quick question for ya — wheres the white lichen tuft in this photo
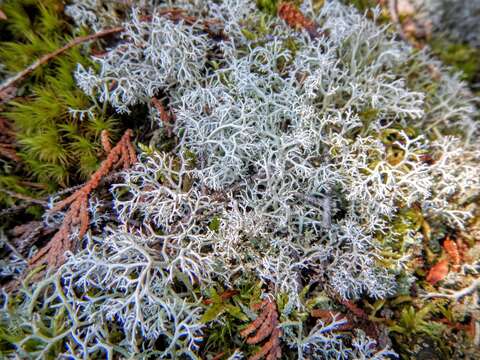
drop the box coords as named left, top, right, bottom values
left=5, top=0, right=480, bottom=358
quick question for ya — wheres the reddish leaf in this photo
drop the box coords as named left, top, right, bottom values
left=443, top=237, right=460, bottom=270
left=426, top=259, right=449, bottom=285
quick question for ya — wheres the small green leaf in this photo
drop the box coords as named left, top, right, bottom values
left=225, top=304, right=249, bottom=321
left=241, top=29, right=256, bottom=41
left=201, top=303, right=226, bottom=323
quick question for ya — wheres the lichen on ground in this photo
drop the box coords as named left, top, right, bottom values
left=0, top=1, right=479, bottom=359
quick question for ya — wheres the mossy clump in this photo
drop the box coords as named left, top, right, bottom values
left=0, top=0, right=122, bottom=200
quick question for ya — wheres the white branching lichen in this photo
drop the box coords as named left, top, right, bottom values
left=4, top=0, right=480, bottom=358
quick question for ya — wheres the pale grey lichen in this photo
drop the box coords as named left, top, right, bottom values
left=6, top=0, right=480, bottom=358
left=73, top=0, right=479, bottom=321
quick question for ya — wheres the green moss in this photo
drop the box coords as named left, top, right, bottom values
left=256, top=0, right=279, bottom=15
left=0, top=0, right=122, bottom=192
left=0, top=0, right=67, bottom=75
left=201, top=281, right=263, bottom=356
left=430, top=37, right=480, bottom=83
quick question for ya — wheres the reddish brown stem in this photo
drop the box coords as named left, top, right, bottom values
left=29, top=129, right=136, bottom=268
left=0, top=27, right=124, bottom=100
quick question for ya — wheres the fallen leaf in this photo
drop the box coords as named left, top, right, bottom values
left=426, top=259, right=449, bottom=285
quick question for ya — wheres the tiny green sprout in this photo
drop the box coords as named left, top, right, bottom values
left=390, top=305, right=445, bottom=339
left=183, top=149, right=197, bottom=167
left=241, top=28, right=257, bottom=41
left=208, top=216, right=221, bottom=232
left=137, top=142, right=155, bottom=155
left=359, top=107, right=379, bottom=123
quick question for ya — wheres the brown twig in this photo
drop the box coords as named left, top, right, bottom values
left=151, top=97, right=175, bottom=137
left=0, top=144, right=20, bottom=162
left=211, top=352, right=227, bottom=360
left=310, top=309, right=352, bottom=331
left=0, top=117, right=20, bottom=160
left=341, top=300, right=369, bottom=320
left=0, top=27, right=124, bottom=101
left=101, top=129, right=112, bottom=153
left=9, top=221, right=57, bottom=256
left=240, top=298, right=282, bottom=360
left=29, top=129, right=136, bottom=268
left=0, top=189, right=48, bottom=206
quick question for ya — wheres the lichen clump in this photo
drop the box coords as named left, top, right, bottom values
left=0, top=0, right=479, bottom=359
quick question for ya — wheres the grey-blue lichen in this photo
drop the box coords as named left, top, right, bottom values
left=3, top=0, right=480, bottom=358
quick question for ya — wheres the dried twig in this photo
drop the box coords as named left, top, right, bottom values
left=311, top=309, right=352, bottom=330
left=29, top=129, right=136, bottom=268
left=0, top=144, right=20, bottom=162
left=0, top=27, right=124, bottom=101
left=9, top=221, right=57, bottom=256
left=151, top=97, right=175, bottom=137
left=0, top=189, right=48, bottom=206
left=423, top=278, right=480, bottom=300
left=240, top=298, right=282, bottom=360
left=341, top=300, right=369, bottom=320
left=0, top=117, right=20, bottom=161
left=101, top=130, right=112, bottom=153
left=443, top=237, right=460, bottom=271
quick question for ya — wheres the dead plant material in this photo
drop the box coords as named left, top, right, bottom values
left=211, top=352, right=226, bottom=360
left=443, top=236, right=460, bottom=271
left=0, top=117, right=20, bottom=161
left=0, top=117, right=15, bottom=141
left=240, top=298, right=282, bottom=360
left=0, top=144, right=20, bottom=162
left=101, top=130, right=112, bottom=154
left=278, top=2, right=320, bottom=38
left=0, top=189, right=47, bottom=205
left=151, top=97, right=176, bottom=137
left=426, top=258, right=449, bottom=285
left=9, top=221, right=56, bottom=256
left=341, top=300, right=369, bottom=320
left=0, top=86, right=17, bottom=103
left=29, top=129, right=136, bottom=268
left=311, top=309, right=352, bottom=331
left=141, top=8, right=227, bottom=40
left=0, top=9, right=7, bottom=21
